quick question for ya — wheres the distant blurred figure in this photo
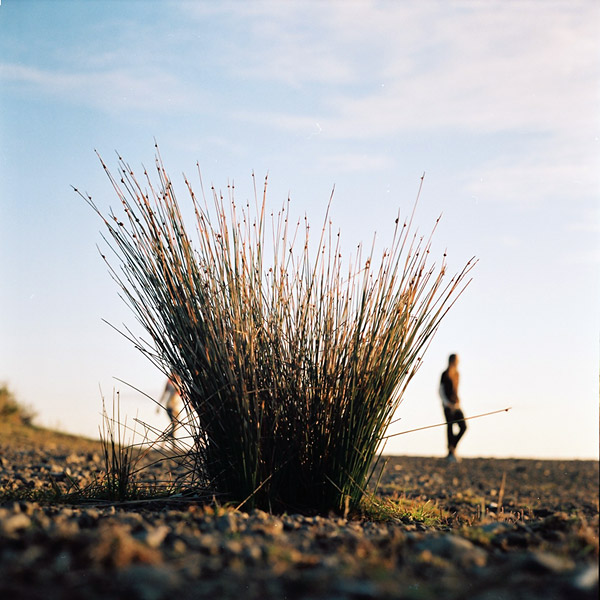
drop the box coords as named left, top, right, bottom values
left=440, top=354, right=467, bottom=462
left=158, top=373, right=183, bottom=445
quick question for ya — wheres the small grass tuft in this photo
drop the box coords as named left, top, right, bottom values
left=357, top=493, right=450, bottom=526
left=96, top=392, right=142, bottom=501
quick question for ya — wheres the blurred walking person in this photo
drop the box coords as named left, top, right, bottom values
left=440, top=354, right=467, bottom=462
left=158, top=373, right=183, bottom=447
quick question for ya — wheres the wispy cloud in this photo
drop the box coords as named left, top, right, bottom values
left=0, top=62, right=198, bottom=114
left=463, top=150, right=599, bottom=206
left=215, top=2, right=599, bottom=137
left=319, top=151, right=394, bottom=173
left=4, top=1, right=598, bottom=209
left=201, top=1, right=600, bottom=206
left=566, top=206, right=600, bottom=234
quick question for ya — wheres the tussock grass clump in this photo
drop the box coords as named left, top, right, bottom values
left=77, top=147, right=474, bottom=513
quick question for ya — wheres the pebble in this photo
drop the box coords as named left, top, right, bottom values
left=1, top=512, right=31, bottom=535
left=216, top=512, right=239, bottom=533
left=417, top=533, right=488, bottom=568
left=143, top=525, right=170, bottom=548
left=520, top=550, right=574, bottom=574
left=573, top=564, right=599, bottom=591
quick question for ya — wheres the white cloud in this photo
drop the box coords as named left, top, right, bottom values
left=567, top=215, right=600, bottom=234
left=496, top=235, right=522, bottom=249
left=224, top=2, right=599, bottom=138
left=0, top=62, right=198, bottom=114
left=558, top=244, right=600, bottom=266
left=463, top=152, right=599, bottom=206
left=319, top=151, right=394, bottom=173
left=205, top=1, right=600, bottom=208
left=4, top=1, right=598, bottom=209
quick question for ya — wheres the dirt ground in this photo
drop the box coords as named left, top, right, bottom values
left=0, top=422, right=598, bottom=599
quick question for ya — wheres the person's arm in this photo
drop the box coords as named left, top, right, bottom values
left=441, top=371, right=459, bottom=406
left=449, top=371, right=459, bottom=406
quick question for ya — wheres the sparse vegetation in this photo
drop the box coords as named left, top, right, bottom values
left=357, top=493, right=449, bottom=526
left=96, top=393, right=151, bottom=501
left=76, top=147, right=474, bottom=513
left=0, top=384, right=36, bottom=425
left=88, top=392, right=206, bottom=503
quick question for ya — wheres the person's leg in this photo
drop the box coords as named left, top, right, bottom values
left=444, top=407, right=455, bottom=454
left=166, top=408, right=175, bottom=440
left=452, top=408, right=467, bottom=449
left=171, top=409, right=179, bottom=439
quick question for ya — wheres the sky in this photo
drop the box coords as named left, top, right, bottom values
left=1, top=0, right=598, bottom=460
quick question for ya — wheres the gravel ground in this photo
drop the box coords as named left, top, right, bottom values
left=0, top=424, right=598, bottom=600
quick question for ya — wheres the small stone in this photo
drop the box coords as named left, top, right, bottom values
left=418, top=534, right=488, bottom=568
left=53, top=550, right=72, bottom=574
left=117, top=565, right=178, bottom=600
left=243, top=544, right=262, bottom=561
left=66, top=453, right=82, bottom=465
left=2, top=513, right=31, bottom=535
left=197, top=533, right=219, bottom=553
left=480, top=522, right=512, bottom=535
left=335, top=579, right=379, bottom=598
left=144, top=525, right=170, bottom=549
left=19, top=502, right=39, bottom=516
left=250, top=516, right=284, bottom=537
left=86, top=508, right=101, bottom=520
left=216, top=512, right=239, bottom=534
left=521, top=551, right=574, bottom=574
left=250, top=509, right=270, bottom=521
left=49, top=469, right=66, bottom=479
left=223, top=539, right=244, bottom=555
left=90, top=524, right=162, bottom=568
left=573, top=564, right=599, bottom=591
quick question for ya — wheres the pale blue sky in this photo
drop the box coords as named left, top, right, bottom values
left=1, top=0, right=598, bottom=459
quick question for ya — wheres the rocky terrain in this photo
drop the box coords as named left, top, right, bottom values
left=0, top=421, right=598, bottom=599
